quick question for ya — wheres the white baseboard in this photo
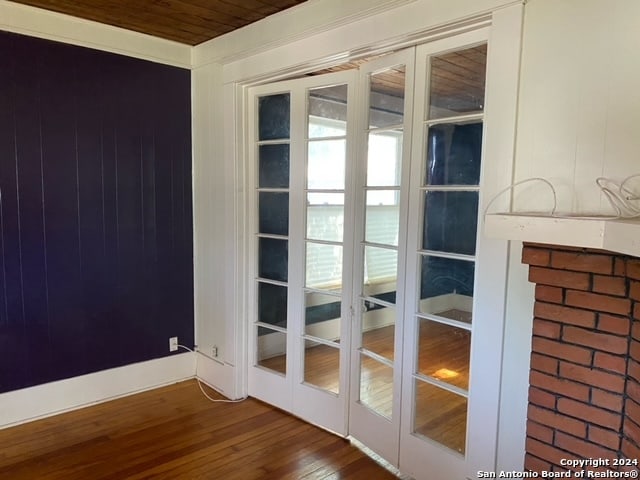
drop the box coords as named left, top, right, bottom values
left=196, top=352, right=243, bottom=400
left=0, top=353, right=196, bottom=430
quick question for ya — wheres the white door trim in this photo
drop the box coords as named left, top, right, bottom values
left=230, top=5, right=523, bottom=479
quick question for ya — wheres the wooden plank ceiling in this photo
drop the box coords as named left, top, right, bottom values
left=8, top=0, right=308, bottom=45
left=313, top=45, right=487, bottom=112
left=9, top=0, right=486, bottom=109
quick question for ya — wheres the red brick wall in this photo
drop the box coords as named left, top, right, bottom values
left=522, top=243, right=640, bottom=473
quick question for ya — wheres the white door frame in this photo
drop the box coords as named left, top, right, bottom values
left=230, top=4, right=523, bottom=478
left=400, top=27, right=491, bottom=480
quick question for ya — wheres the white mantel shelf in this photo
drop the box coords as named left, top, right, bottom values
left=484, top=213, right=640, bottom=257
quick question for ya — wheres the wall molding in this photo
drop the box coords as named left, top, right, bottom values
left=193, top=0, right=416, bottom=68
left=208, top=0, right=522, bottom=84
left=0, top=0, right=191, bottom=68
left=0, top=353, right=196, bottom=430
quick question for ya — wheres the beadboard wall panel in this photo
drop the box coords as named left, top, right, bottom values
left=0, top=30, right=193, bottom=394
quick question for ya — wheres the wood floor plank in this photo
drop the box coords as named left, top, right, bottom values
left=0, top=380, right=400, bottom=479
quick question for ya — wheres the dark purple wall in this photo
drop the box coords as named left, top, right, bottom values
left=0, top=31, right=194, bottom=393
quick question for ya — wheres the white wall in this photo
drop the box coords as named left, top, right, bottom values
left=497, top=243, right=535, bottom=471
left=495, top=0, right=640, bottom=469
left=513, top=0, right=640, bottom=216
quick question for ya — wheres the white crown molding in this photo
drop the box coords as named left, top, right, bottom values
left=0, top=0, right=191, bottom=68
left=210, top=0, right=523, bottom=85
left=192, top=0, right=417, bottom=68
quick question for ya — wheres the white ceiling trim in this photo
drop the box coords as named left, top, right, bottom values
left=0, top=0, right=191, bottom=68
left=216, top=0, right=522, bottom=84
left=192, top=0, right=417, bottom=68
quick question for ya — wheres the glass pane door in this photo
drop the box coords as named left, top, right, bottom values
left=400, top=29, right=489, bottom=480
left=301, top=84, right=347, bottom=396
left=248, top=88, right=293, bottom=411
left=246, top=24, right=514, bottom=479
left=293, top=78, right=357, bottom=434
left=348, top=49, right=415, bottom=466
left=248, top=71, right=357, bottom=436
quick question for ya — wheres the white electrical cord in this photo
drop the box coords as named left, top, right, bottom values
left=177, top=345, right=248, bottom=404
left=485, top=175, right=640, bottom=220
left=484, top=177, right=558, bottom=217
left=595, top=175, right=640, bottom=218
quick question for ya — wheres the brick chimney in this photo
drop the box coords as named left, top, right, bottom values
left=521, top=243, right=640, bottom=474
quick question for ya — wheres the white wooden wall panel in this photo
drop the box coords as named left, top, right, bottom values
left=496, top=242, right=534, bottom=472
left=514, top=0, right=640, bottom=215
left=193, top=64, right=227, bottom=357
left=192, top=63, right=245, bottom=398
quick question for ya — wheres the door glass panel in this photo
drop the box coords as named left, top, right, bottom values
left=422, top=191, right=479, bottom=256
left=408, top=43, right=487, bottom=459
left=360, top=354, right=393, bottom=419
left=259, top=144, right=290, bottom=188
left=352, top=62, right=407, bottom=433
left=307, top=139, right=346, bottom=189
left=368, top=66, right=405, bottom=128
left=309, top=84, right=348, bottom=138
left=258, top=238, right=288, bottom=282
left=306, top=242, right=342, bottom=290
left=259, top=93, right=291, bottom=140
left=363, top=246, right=397, bottom=297
left=257, top=327, right=286, bottom=375
left=299, top=81, right=348, bottom=403
left=304, top=291, right=341, bottom=343
left=413, top=379, right=467, bottom=454
left=304, top=340, right=340, bottom=394
left=259, top=192, right=289, bottom=236
left=366, top=130, right=403, bottom=187
left=425, top=123, right=483, bottom=186
left=258, top=282, right=288, bottom=328
left=366, top=188, right=400, bottom=206
left=428, top=44, right=487, bottom=120
left=361, top=303, right=395, bottom=361
left=418, top=256, right=474, bottom=319
left=417, top=319, right=470, bottom=390
left=365, top=197, right=399, bottom=246
left=307, top=194, right=344, bottom=242
left=363, top=283, right=396, bottom=303
left=255, top=90, right=290, bottom=387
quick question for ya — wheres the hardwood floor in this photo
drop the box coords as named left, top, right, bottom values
left=0, top=380, right=400, bottom=479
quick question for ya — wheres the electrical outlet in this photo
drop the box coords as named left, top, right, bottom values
left=169, top=337, right=178, bottom=352
left=212, top=346, right=218, bottom=357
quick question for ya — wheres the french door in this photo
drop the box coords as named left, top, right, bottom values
left=347, top=48, right=415, bottom=464
left=247, top=70, right=358, bottom=435
left=246, top=26, right=502, bottom=479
